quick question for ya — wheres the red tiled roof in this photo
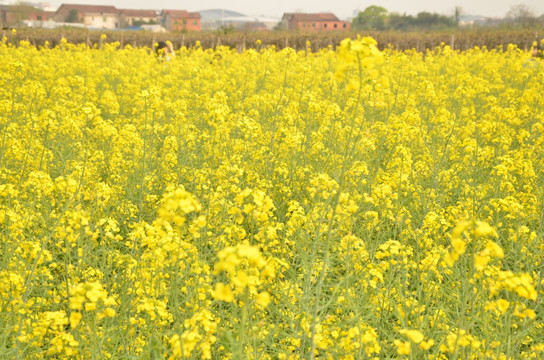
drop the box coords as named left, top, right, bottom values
left=57, top=4, right=119, bottom=16
left=283, top=13, right=340, bottom=22
left=162, top=9, right=200, bottom=19
left=119, top=9, right=157, bottom=17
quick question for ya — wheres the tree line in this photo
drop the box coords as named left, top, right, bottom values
left=352, top=6, right=457, bottom=31
left=352, top=5, right=544, bottom=31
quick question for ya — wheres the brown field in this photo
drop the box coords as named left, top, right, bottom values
left=3, top=27, right=544, bottom=51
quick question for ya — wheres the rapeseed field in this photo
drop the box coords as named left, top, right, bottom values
left=1, top=35, right=543, bottom=359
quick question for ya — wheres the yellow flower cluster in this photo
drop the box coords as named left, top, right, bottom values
left=69, top=280, right=116, bottom=316
left=0, top=37, right=543, bottom=358
left=445, top=220, right=500, bottom=267
left=212, top=243, right=275, bottom=307
left=394, top=328, right=435, bottom=355
left=439, top=329, right=482, bottom=354
left=168, top=309, right=217, bottom=359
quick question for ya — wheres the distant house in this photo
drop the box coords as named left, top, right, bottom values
left=281, top=13, right=350, bottom=31
left=119, top=9, right=158, bottom=28
left=1, top=4, right=54, bottom=27
left=30, top=10, right=55, bottom=21
left=56, top=4, right=120, bottom=29
left=161, top=10, right=201, bottom=31
left=458, top=15, right=489, bottom=28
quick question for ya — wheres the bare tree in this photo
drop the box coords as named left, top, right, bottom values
left=506, top=4, right=536, bottom=27
left=454, top=6, right=463, bottom=26
left=10, top=1, right=33, bottom=26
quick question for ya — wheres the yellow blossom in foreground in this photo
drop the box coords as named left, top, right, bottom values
left=399, top=329, right=425, bottom=343
left=255, top=291, right=271, bottom=307
left=69, top=312, right=82, bottom=328
left=394, top=339, right=411, bottom=355
left=211, top=282, right=234, bottom=302
left=474, top=221, right=499, bottom=238
left=419, top=339, right=435, bottom=350
left=1, top=36, right=544, bottom=360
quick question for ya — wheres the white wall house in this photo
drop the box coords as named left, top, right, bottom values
left=56, top=4, right=120, bottom=29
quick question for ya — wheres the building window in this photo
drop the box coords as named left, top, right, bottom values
left=324, top=23, right=327, bottom=28
left=334, top=23, right=337, bottom=28
left=343, top=23, right=346, bottom=28
left=193, top=20, right=197, bottom=25
left=37, top=15, right=42, bottom=20
left=312, top=23, right=315, bottom=27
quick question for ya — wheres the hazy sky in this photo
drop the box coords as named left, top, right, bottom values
left=43, top=0, right=544, bottom=19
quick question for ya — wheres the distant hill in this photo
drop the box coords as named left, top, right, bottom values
left=198, top=8, right=280, bottom=30
left=199, top=9, right=247, bottom=21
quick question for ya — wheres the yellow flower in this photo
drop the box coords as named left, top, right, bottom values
left=496, top=299, right=509, bottom=314
left=451, top=237, right=466, bottom=254
left=474, top=221, right=498, bottom=238
left=5, top=32, right=544, bottom=360
left=444, top=252, right=460, bottom=267
left=485, top=241, right=504, bottom=258
left=232, top=270, right=249, bottom=289
left=211, top=283, right=234, bottom=302
left=394, top=339, right=411, bottom=355
left=69, top=312, right=82, bottom=328
left=419, top=339, right=434, bottom=350
left=451, top=220, right=470, bottom=239
left=474, top=253, right=490, bottom=271
left=399, top=329, right=424, bottom=343
left=255, top=291, right=271, bottom=307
